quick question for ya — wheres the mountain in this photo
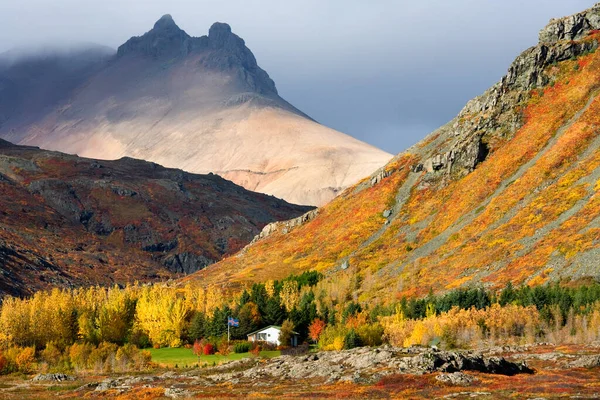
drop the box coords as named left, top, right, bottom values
left=0, top=139, right=312, bottom=297
left=0, top=16, right=392, bottom=206
left=186, top=4, right=600, bottom=301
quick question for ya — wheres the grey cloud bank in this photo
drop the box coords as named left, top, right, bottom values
left=0, top=0, right=597, bottom=153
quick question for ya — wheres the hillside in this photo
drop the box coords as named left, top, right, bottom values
left=0, top=139, right=311, bottom=297
left=0, top=16, right=392, bottom=206
left=187, top=4, right=600, bottom=301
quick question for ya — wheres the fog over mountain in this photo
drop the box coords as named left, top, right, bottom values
left=0, top=0, right=597, bottom=154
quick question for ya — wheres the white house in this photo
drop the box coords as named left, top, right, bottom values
left=247, top=325, right=299, bottom=347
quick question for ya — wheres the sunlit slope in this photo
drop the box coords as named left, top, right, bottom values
left=187, top=6, right=600, bottom=300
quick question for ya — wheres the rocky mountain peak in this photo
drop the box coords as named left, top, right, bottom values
left=153, top=14, right=177, bottom=30
left=117, top=14, right=190, bottom=58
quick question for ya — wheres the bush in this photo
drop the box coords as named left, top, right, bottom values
left=250, top=344, right=261, bottom=357
left=203, top=343, right=214, bottom=355
left=88, top=342, right=118, bottom=372
left=343, top=329, right=362, bottom=349
left=69, top=343, right=94, bottom=370
left=15, top=347, right=36, bottom=373
left=217, top=340, right=230, bottom=355
left=356, top=323, right=384, bottom=347
left=41, top=342, right=62, bottom=366
left=115, top=344, right=151, bottom=371
left=233, top=342, right=251, bottom=354
left=0, top=351, right=7, bottom=374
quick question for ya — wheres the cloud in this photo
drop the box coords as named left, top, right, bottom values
left=0, top=0, right=597, bottom=153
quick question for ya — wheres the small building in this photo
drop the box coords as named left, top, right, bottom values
left=247, top=325, right=300, bottom=347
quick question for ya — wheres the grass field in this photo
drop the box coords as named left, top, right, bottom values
left=147, top=347, right=280, bottom=367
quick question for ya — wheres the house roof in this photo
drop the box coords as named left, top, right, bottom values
left=246, top=325, right=299, bottom=336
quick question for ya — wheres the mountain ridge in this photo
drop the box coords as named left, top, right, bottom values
left=0, top=139, right=312, bottom=297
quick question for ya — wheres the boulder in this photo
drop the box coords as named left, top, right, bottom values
left=435, top=372, right=478, bottom=385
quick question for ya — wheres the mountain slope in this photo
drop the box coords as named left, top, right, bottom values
left=0, top=16, right=392, bottom=206
left=0, top=139, right=312, bottom=297
left=186, top=4, right=600, bottom=301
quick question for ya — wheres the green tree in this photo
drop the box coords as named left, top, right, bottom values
left=279, top=319, right=295, bottom=347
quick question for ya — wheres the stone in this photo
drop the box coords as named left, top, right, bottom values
left=32, top=373, right=75, bottom=382
left=435, top=372, right=478, bottom=386
left=569, top=355, right=600, bottom=368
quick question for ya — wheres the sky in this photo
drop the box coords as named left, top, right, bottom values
left=0, top=0, right=597, bottom=154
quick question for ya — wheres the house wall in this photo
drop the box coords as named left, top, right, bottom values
left=248, top=327, right=281, bottom=346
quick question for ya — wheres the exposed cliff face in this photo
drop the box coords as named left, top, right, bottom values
left=0, top=140, right=312, bottom=297
left=414, top=7, right=600, bottom=182
left=0, top=16, right=391, bottom=206
left=186, top=4, right=600, bottom=299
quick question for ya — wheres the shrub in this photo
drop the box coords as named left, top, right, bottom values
left=15, top=347, right=36, bottom=373
left=41, top=342, right=62, bottom=367
left=193, top=340, right=204, bottom=357
left=88, top=342, right=118, bottom=372
left=250, top=344, right=261, bottom=357
left=217, top=340, right=230, bottom=356
left=115, top=344, right=151, bottom=371
left=0, top=351, right=7, bottom=374
left=69, top=343, right=93, bottom=370
left=233, top=342, right=251, bottom=354
left=203, top=343, right=214, bottom=355
left=356, top=323, right=384, bottom=347
left=343, top=329, right=362, bottom=349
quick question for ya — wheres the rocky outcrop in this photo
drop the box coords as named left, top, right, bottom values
left=539, top=4, right=600, bottom=43
left=414, top=5, right=600, bottom=181
left=202, top=346, right=532, bottom=385
left=249, top=209, right=319, bottom=244
left=32, top=373, right=75, bottom=382
left=163, top=252, right=214, bottom=274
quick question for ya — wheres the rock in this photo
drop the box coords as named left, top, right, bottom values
left=370, top=168, right=393, bottom=186
left=539, top=5, right=600, bottom=43
left=32, top=373, right=75, bottom=382
left=569, top=355, right=600, bottom=368
left=163, top=252, right=214, bottom=274
left=164, top=387, right=193, bottom=398
left=436, top=372, right=478, bottom=386
left=403, top=351, right=533, bottom=376
left=249, top=209, right=318, bottom=244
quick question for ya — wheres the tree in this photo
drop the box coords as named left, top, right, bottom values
left=279, top=319, right=295, bottom=347
left=264, top=295, right=285, bottom=325
left=193, top=340, right=203, bottom=361
left=237, top=302, right=262, bottom=338
left=189, top=312, right=207, bottom=341
left=280, top=281, right=300, bottom=312
left=308, top=319, right=326, bottom=343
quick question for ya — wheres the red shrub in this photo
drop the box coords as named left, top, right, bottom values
left=203, top=343, right=214, bottom=355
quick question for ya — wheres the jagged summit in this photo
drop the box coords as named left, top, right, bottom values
left=153, top=14, right=177, bottom=29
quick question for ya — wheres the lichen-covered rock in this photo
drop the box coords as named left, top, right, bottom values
left=32, top=373, right=75, bottom=382
left=435, top=372, right=478, bottom=386
left=539, top=5, right=600, bottom=43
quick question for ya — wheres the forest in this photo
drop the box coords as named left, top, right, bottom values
left=1, top=270, right=600, bottom=375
